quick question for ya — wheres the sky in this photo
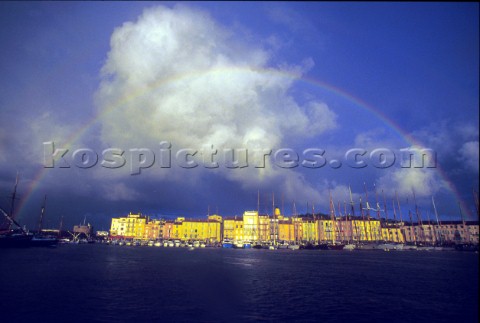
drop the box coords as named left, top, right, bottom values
left=0, top=2, right=478, bottom=231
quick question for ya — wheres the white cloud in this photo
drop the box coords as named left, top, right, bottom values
left=458, top=141, right=479, bottom=173
left=94, top=5, right=337, bottom=200
left=376, top=167, right=448, bottom=198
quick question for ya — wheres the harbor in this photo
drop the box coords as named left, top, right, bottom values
left=1, top=243, right=477, bottom=322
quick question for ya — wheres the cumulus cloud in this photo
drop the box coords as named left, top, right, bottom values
left=458, top=141, right=479, bottom=173
left=94, top=5, right=337, bottom=201
left=376, top=167, right=448, bottom=199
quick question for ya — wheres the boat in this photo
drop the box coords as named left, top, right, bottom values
left=30, top=235, right=58, bottom=247
left=0, top=177, right=34, bottom=248
left=277, top=241, right=289, bottom=249
left=200, top=242, right=206, bottom=248
left=0, top=230, right=33, bottom=248
left=243, top=241, right=252, bottom=249
left=233, top=241, right=244, bottom=249
left=252, top=243, right=263, bottom=249
left=30, top=195, right=58, bottom=248
left=328, top=243, right=346, bottom=250
left=154, top=241, right=161, bottom=247
left=222, top=239, right=234, bottom=248
left=288, top=244, right=300, bottom=250
left=357, top=243, right=377, bottom=250
left=375, top=243, right=397, bottom=251
left=343, top=243, right=356, bottom=251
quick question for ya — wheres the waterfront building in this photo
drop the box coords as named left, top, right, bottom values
left=243, top=211, right=260, bottom=242
left=301, top=219, right=317, bottom=243
left=208, top=214, right=222, bottom=223
left=223, top=217, right=244, bottom=241
left=336, top=219, right=354, bottom=242
left=278, top=219, right=294, bottom=242
left=317, top=219, right=335, bottom=242
left=144, top=219, right=164, bottom=241
left=409, top=221, right=480, bottom=244
left=380, top=226, right=405, bottom=243
left=163, top=221, right=174, bottom=240
left=177, top=218, right=221, bottom=242
left=363, top=219, right=382, bottom=241
left=109, top=213, right=147, bottom=239
left=258, top=215, right=270, bottom=242
left=351, top=219, right=367, bottom=241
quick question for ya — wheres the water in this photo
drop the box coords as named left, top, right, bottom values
left=1, top=245, right=478, bottom=322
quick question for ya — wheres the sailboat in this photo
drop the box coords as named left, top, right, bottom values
left=288, top=201, right=300, bottom=250
left=0, top=175, right=33, bottom=248
left=30, top=195, right=59, bottom=247
left=327, top=191, right=345, bottom=250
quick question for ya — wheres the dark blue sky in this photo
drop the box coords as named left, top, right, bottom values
left=0, top=2, right=478, bottom=230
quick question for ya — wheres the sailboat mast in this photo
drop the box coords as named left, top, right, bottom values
left=395, top=190, right=403, bottom=223
left=374, top=184, right=381, bottom=220
left=329, top=191, right=336, bottom=244
left=432, top=196, right=442, bottom=244
left=382, top=190, right=388, bottom=221
left=408, top=209, right=417, bottom=245
left=38, top=194, right=47, bottom=234
left=412, top=188, right=425, bottom=243
left=272, top=192, right=275, bottom=245
left=392, top=200, right=398, bottom=222
left=359, top=197, right=366, bottom=241
left=348, top=186, right=358, bottom=243
left=9, top=173, right=19, bottom=220
left=363, top=183, right=371, bottom=219
left=458, top=202, right=469, bottom=243
left=293, top=200, right=297, bottom=244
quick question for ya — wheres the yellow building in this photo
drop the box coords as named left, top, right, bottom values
left=381, top=226, right=405, bottom=243
left=317, top=219, right=336, bottom=242
left=243, top=211, right=259, bottom=242
left=179, top=218, right=221, bottom=242
left=278, top=220, right=293, bottom=242
left=208, top=214, right=223, bottom=223
left=110, top=213, right=148, bottom=239
left=223, top=217, right=244, bottom=241
left=302, top=219, right=317, bottom=243
left=359, top=219, right=381, bottom=241
left=258, top=215, right=270, bottom=242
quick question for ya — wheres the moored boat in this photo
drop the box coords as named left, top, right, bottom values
left=343, top=243, right=356, bottom=251
left=233, top=241, right=244, bottom=249
left=288, top=244, right=300, bottom=250
left=222, top=239, right=233, bottom=248
left=328, top=243, right=345, bottom=250
left=0, top=231, right=33, bottom=248
left=30, top=235, right=58, bottom=247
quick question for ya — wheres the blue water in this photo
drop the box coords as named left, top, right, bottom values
left=0, top=245, right=478, bottom=322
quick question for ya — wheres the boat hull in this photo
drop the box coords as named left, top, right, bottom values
left=31, top=236, right=59, bottom=247
left=0, top=233, right=33, bottom=248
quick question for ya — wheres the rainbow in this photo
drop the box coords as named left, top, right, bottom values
left=15, top=67, right=472, bottom=219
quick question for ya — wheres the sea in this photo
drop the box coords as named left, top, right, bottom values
left=1, top=245, right=478, bottom=323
